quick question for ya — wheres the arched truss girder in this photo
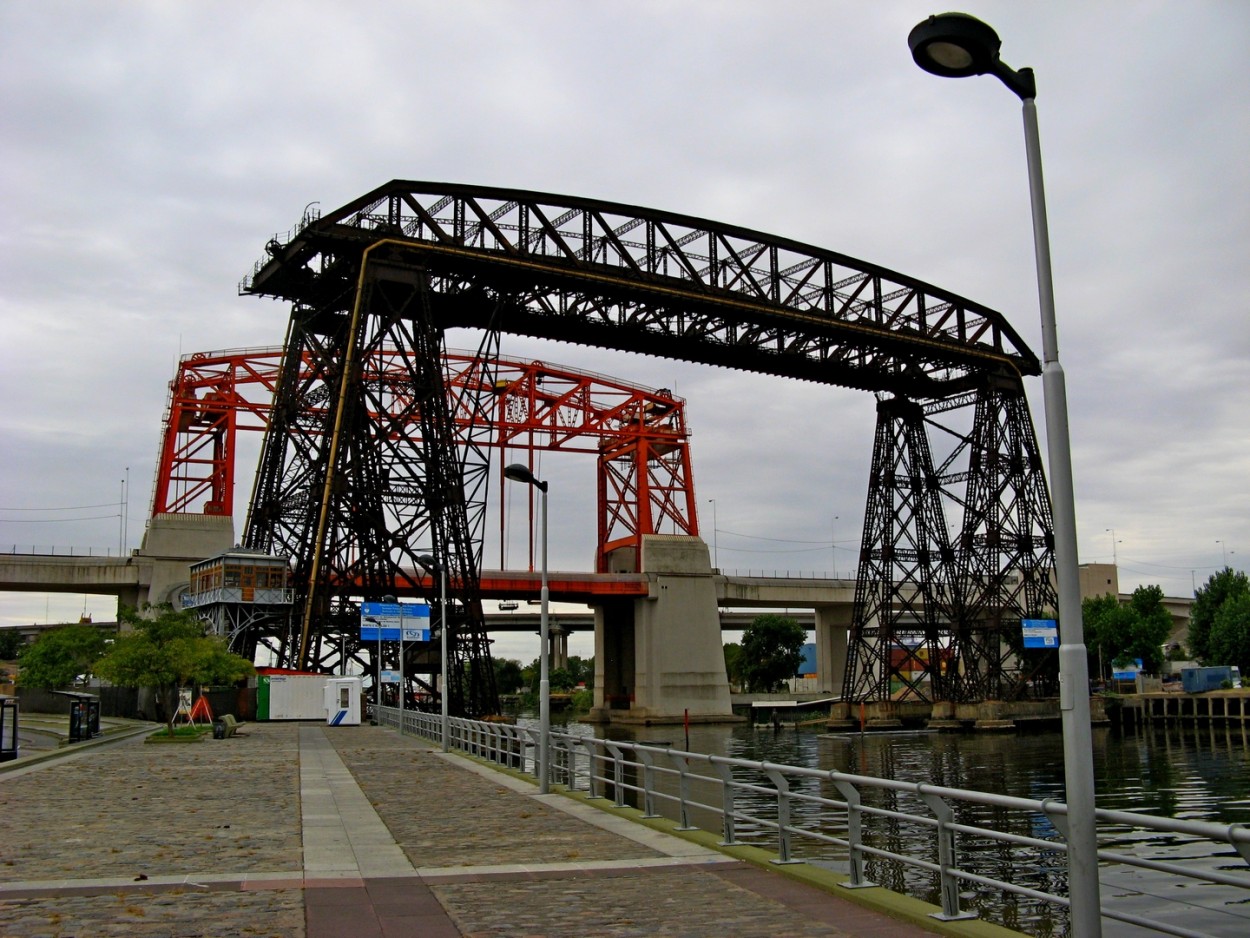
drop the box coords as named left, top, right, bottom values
left=242, top=180, right=1040, bottom=399
left=151, top=346, right=696, bottom=573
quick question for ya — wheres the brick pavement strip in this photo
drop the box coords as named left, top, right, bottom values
left=0, top=889, right=305, bottom=938
left=326, top=726, right=665, bottom=868
left=0, top=722, right=303, bottom=883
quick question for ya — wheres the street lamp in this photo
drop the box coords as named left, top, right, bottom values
left=503, top=462, right=551, bottom=794
left=909, top=14, right=1102, bottom=936
left=384, top=594, right=404, bottom=727
left=417, top=554, right=449, bottom=752
left=1105, top=528, right=1120, bottom=567
left=364, top=616, right=382, bottom=720
left=707, top=498, right=718, bottom=569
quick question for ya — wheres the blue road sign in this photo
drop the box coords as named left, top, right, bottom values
left=360, top=602, right=430, bottom=642
left=1021, top=618, right=1059, bottom=649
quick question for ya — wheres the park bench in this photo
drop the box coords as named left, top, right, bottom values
left=213, top=714, right=245, bottom=739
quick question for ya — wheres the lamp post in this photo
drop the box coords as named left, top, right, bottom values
left=384, top=594, right=404, bottom=727
left=707, top=498, right=718, bottom=569
left=417, top=554, right=449, bottom=752
left=909, top=13, right=1101, bottom=936
left=364, top=616, right=382, bottom=720
left=503, top=462, right=550, bottom=794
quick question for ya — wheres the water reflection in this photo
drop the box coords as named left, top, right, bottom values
left=527, top=710, right=1250, bottom=935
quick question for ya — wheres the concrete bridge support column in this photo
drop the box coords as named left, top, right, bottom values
left=588, top=535, right=735, bottom=725
left=138, top=513, right=235, bottom=611
left=813, top=605, right=851, bottom=697
left=548, top=624, right=569, bottom=672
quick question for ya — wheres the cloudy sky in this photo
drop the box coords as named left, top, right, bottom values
left=2, top=1, right=1247, bottom=662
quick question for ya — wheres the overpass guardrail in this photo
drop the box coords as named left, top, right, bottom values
left=380, top=706, right=1250, bottom=937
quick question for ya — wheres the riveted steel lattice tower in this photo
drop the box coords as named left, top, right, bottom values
left=243, top=241, right=501, bottom=717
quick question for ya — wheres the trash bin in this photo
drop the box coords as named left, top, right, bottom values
left=212, top=720, right=226, bottom=739
left=0, top=695, right=18, bottom=762
left=68, top=699, right=84, bottom=742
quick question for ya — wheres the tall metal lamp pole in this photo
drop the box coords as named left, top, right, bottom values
left=504, top=463, right=550, bottom=794
left=417, top=554, right=449, bottom=752
left=385, top=594, right=404, bottom=727
left=908, top=13, right=1101, bottom=935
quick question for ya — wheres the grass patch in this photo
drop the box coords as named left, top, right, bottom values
left=144, top=725, right=211, bottom=743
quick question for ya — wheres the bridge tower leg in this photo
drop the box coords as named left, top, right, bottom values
left=588, top=535, right=735, bottom=725
left=948, top=380, right=1059, bottom=701
left=242, top=244, right=500, bottom=716
left=844, top=396, right=956, bottom=710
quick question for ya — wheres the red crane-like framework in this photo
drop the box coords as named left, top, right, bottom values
left=152, top=347, right=698, bottom=573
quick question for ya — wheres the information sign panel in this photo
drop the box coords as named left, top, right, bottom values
left=1021, top=618, right=1059, bottom=649
left=360, top=602, right=430, bottom=642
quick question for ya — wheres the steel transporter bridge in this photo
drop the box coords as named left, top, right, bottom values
left=218, top=180, right=1058, bottom=718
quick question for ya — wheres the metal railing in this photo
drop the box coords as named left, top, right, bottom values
left=379, top=707, right=1250, bottom=937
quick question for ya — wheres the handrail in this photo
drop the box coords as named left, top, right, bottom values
left=380, top=707, right=1250, bottom=937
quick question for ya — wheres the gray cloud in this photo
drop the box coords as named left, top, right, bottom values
left=2, top=0, right=1246, bottom=640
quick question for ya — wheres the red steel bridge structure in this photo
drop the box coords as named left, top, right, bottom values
left=154, top=347, right=695, bottom=576
left=214, top=180, right=1061, bottom=717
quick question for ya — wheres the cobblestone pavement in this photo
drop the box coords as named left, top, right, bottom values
left=327, top=726, right=944, bottom=938
left=0, top=722, right=303, bottom=883
left=0, top=720, right=952, bottom=938
left=327, top=728, right=664, bottom=867
left=0, top=888, right=305, bottom=938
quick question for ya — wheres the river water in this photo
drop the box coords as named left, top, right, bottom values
left=534, top=711, right=1250, bottom=936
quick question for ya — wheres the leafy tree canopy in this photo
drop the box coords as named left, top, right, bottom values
left=1207, top=593, right=1250, bottom=675
left=723, top=641, right=744, bottom=688
left=95, top=605, right=254, bottom=735
left=1082, top=585, right=1173, bottom=676
left=16, top=624, right=109, bottom=689
left=493, top=657, right=524, bottom=695
left=1188, top=567, right=1250, bottom=664
left=0, top=628, right=26, bottom=660
left=739, top=615, right=807, bottom=693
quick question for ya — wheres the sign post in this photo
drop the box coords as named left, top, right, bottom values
left=361, top=603, right=430, bottom=713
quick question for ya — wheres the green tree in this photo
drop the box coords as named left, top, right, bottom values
left=1207, top=593, right=1250, bottom=675
left=0, top=628, right=25, bottom=660
left=1189, top=567, right=1250, bottom=664
left=493, top=657, right=524, bottom=695
left=1082, top=585, right=1173, bottom=677
left=549, top=667, right=576, bottom=692
left=739, top=615, right=807, bottom=693
left=16, top=624, right=108, bottom=689
left=95, top=605, right=254, bottom=736
left=722, top=642, right=744, bottom=689
left=566, top=655, right=595, bottom=688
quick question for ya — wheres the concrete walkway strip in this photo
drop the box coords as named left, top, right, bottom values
left=299, top=724, right=416, bottom=879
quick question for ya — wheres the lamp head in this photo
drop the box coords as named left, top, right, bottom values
left=416, top=554, right=441, bottom=576
left=504, top=462, right=549, bottom=492
left=909, top=12, right=1036, bottom=99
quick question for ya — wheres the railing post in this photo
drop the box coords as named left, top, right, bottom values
left=764, top=767, right=803, bottom=865
left=581, top=738, right=602, bottom=798
left=525, top=727, right=542, bottom=780
left=667, top=751, right=698, bottom=831
left=636, top=749, right=660, bottom=818
left=921, top=791, right=976, bottom=922
left=832, top=778, right=875, bottom=888
left=605, top=742, right=627, bottom=808
left=712, top=761, right=740, bottom=846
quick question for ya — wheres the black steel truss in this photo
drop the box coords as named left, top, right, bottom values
left=242, top=248, right=500, bottom=716
left=243, top=181, right=1039, bottom=400
left=240, top=182, right=1060, bottom=708
left=846, top=396, right=957, bottom=703
left=844, top=382, right=1060, bottom=704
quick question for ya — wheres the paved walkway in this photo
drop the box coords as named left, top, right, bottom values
left=0, top=720, right=963, bottom=937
